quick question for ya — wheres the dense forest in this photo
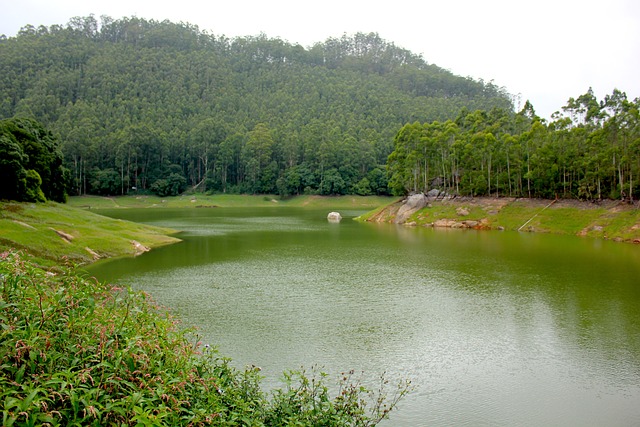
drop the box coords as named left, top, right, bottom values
left=388, top=93, right=640, bottom=201
left=1, top=16, right=637, bottom=201
left=0, top=15, right=512, bottom=198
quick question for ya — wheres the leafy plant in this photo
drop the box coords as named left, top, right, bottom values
left=0, top=251, right=410, bottom=426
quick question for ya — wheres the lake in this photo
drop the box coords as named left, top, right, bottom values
left=87, top=207, right=640, bottom=426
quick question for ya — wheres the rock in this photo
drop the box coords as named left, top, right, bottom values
left=131, top=240, right=150, bottom=256
left=433, top=219, right=457, bottom=228
left=395, top=193, right=428, bottom=224
left=50, top=228, right=74, bottom=243
left=327, top=212, right=342, bottom=222
left=456, top=207, right=470, bottom=216
left=427, top=189, right=441, bottom=198
left=85, top=247, right=101, bottom=260
left=13, top=220, right=35, bottom=230
left=462, top=220, right=479, bottom=228
left=405, top=193, right=428, bottom=209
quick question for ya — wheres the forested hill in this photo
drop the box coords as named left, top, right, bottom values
left=0, top=15, right=513, bottom=197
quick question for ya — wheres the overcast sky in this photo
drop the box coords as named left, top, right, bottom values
left=2, top=0, right=639, bottom=120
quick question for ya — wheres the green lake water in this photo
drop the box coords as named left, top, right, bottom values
left=87, top=207, right=640, bottom=426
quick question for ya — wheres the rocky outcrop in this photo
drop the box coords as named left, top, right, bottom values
left=395, top=193, right=428, bottom=224
left=131, top=240, right=150, bottom=256
left=85, top=247, right=101, bottom=260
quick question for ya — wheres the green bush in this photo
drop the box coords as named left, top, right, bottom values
left=150, top=174, right=188, bottom=197
left=0, top=251, right=410, bottom=426
left=0, top=117, right=69, bottom=203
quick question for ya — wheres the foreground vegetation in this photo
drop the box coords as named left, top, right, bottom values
left=0, top=251, right=410, bottom=426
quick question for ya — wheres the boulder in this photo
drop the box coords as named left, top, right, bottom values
left=405, top=193, right=428, bottom=209
left=395, top=193, right=428, bottom=223
left=433, top=219, right=458, bottom=228
left=327, top=212, right=342, bottom=222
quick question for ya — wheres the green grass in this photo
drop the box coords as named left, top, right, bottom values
left=361, top=197, right=640, bottom=242
left=533, top=207, right=605, bottom=234
left=0, top=201, right=180, bottom=267
left=493, top=202, right=546, bottom=231
left=579, top=209, right=640, bottom=240
left=68, top=194, right=396, bottom=210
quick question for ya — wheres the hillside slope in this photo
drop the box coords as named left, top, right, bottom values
left=0, top=17, right=513, bottom=197
left=0, top=201, right=180, bottom=266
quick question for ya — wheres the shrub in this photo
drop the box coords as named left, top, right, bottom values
left=0, top=251, right=410, bottom=426
left=150, top=173, right=188, bottom=197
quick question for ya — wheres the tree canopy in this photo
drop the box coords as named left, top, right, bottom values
left=0, top=117, right=68, bottom=202
left=3, top=16, right=636, bottom=201
left=387, top=90, right=640, bottom=201
left=0, top=15, right=512, bottom=198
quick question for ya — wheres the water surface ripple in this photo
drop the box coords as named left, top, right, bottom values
left=88, top=207, right=640, bottom=426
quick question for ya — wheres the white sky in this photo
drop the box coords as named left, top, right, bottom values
left=2, top=0, right=639, bottom=120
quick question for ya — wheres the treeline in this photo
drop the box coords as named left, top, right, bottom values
left=0, top=15, right=512, bottom=198
left=388, top=90, right=640, bottom=201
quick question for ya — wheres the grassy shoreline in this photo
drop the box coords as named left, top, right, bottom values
left=0, top=201, right=181, bottom=267
left=358, top=196, right=640, bottom=244
left=1, top=195, right=395, bottom=267
left=66, top=194, right=395, bottom=210
left=3, top=194, right=638, bottom=269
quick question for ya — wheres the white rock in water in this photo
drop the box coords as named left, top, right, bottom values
left=327, top=212, right=342, bottom=222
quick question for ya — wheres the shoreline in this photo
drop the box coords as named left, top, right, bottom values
left=357, top=195, right=640, bottom=244
left=0, top=195, right=393, bottom=268
left=2, top=194, right=638, bottom=269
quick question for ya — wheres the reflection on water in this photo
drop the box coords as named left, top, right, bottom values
left=88, top=208, right=640, bottom=426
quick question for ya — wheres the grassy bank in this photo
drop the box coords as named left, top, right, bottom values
left=0, top=201, right=180, bottom=267
left=67, top=194, right=395, bottom=210
left=1, top=195, right=394, bottom=267
left=359, top=197, right=640, bottom=243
